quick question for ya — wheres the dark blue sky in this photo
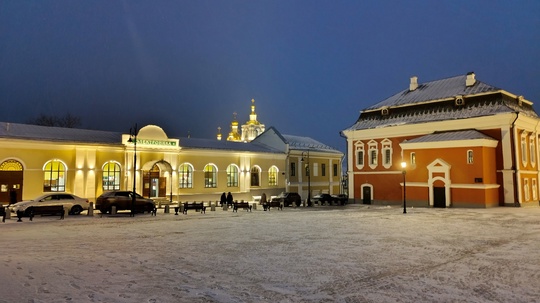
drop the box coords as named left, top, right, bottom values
left=1, top=1, right=539, bottom=152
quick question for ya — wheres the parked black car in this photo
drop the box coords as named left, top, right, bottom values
left=271, top=192, right=302, bottom=207
left=332, top=194, right=348, bottom=205
left=96, top=191, right=155, bottom=214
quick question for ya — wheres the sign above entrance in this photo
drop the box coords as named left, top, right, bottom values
left=122, top=125, right=180, bottom=149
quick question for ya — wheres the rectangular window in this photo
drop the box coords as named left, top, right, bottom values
left=321, top=163, right=326, bottom=177
left=370, top=150, right=377, bottom=165
left=384, top=149, right=391, bottom=165
left=290, top=162, right=296, bottom=177
left=357, top=151, right=364, bottom=166
left=333, top=164, right=338, bottom=177
left=410, top=152, right=416, bottom=165
left=467, top=150, right=474, bottom=164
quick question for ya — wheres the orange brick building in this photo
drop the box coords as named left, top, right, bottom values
left=342, top=72, right=539, bottom=208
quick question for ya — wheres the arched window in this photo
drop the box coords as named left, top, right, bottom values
left=204, top=164, right=217, bottom=188
left=43, top=160, right=66, bottom=192
left=178, top=163, right=193, bottom=188
left=250, top=166, right=260, bottom=187
left=268, top=166, right=278, bottom=186
left=102, top=162, right=121, bottom=191
left=226, top=164, right=239, bottom=187
left=467, top=150, right=474, bottom=164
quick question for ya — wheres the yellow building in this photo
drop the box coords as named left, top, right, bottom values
left=0, top=122, right=343, bottom=204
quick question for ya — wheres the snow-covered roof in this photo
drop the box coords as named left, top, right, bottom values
left=282, top=134, right=342, bottom=154
left=344, top=74, right=538, bottom=132
left=0, top=122, right=122, bottom=144
left=178, top=137, right=281, bottom=153
left=365, top=74, right=500, bottom=110
left=403, top=130, right=496, bottom=144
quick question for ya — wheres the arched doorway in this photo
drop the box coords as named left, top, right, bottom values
left=142, top=161, right=172, bottom=199
left=0, top=159, right=24, bottom=203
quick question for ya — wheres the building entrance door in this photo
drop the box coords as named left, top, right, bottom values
left=143, top=164, right=167, bottom=198
left=433, top=187, right=446, bottom=208
left=362, top=186, right=371, bottom=204
left=0, top=160, right=23, bottom=204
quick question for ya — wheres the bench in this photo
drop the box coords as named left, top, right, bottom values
left=0, top=206, right=5, bottom=222
left=182, top=202, right=206, bottom=214
left=263, top=201, right=283, bottom=211
left=233, top=202, right=252, bottom=212
left=17, top=205, right=65, bottom=222
left=130, top=204, right=157, bottom=216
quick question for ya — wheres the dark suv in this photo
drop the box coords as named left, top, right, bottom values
left=271, top=192, right=302, bottom=207
left=96, top=191, right=155, bottom=214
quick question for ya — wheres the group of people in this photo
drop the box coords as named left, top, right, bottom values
left=219, top=192, right=268, bottom=207
left=220, top=192, right=233, bottom=206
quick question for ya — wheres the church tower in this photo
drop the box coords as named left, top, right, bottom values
left=226, top=112, right=242, bottom=141
left=241, top=99, right=265, bottom=142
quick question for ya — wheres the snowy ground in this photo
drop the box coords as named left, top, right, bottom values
left=1, top=204, right=539, bottom=303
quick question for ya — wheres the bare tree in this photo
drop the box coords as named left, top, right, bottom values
left=28, top=113, right=82, bottom=128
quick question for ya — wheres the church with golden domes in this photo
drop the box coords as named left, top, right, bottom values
left=221, top=99, right=265, bottom=143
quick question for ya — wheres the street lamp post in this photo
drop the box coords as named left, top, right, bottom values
left=301, top=151, right=311, bottom=207
left=401, top=161, right=407, bottom=214
left=128, top=124, right=138, bottom=217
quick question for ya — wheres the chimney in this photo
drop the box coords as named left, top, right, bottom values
left=466, top=72, right=476, bottom=86
left=409, top=76, right=418, bottom=91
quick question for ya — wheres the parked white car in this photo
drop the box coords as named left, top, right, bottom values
left=9, top=193, right=90, bottom=216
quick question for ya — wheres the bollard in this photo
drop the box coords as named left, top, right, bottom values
left=87, top=202, right=94, bottom=216
left=5, top=207, right=11, bottom=220
left=164, top=205, right=170, bottom=213
left=223, top=203, right=228, bottom=211
left=252, top=203, right=257, bottom=210
left=302, top=200, right=306, bottom=207
left=111, top=205, right=117, bottom=215
left=211, top=202, right=216, bottom=211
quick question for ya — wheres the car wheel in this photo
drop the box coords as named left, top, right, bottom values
left=70, top=205, right=83, bottom=215
left=24, top=208, right=32, bottom=217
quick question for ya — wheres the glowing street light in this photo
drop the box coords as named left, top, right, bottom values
left=401, top=161, right=407, bottom=214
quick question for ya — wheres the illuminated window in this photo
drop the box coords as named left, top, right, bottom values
left=204, top=164, right=217, bottom=188
left=467, top=150, right=474, bottom=164
left=102, top=162, right=121, bottom=191
left=410, top=152, right=416, bottom=166
left=43, top=160, right=66, bottom=192
left=226, top=164, right=239, bottom=187
left=250, top=166, right=260, bottom=187
left=268, top=166, right=278, bottom=186
left=178, top=163, right=193, bottom=188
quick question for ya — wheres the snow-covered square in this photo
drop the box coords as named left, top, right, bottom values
left=1, top=204, right=539, bottom=303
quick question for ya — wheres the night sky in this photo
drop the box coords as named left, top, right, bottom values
left=1, top=1, right=539, bottom=152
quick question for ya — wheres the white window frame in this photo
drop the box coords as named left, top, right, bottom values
left=313, top=163, right=319, bottom=177
left=529, top=135, right=536, bottom=167
left=521, top=132, right=528, bottom=167
left=410, top=152, right=416, bottom=166
left=467, top=150, right=474, bottom=164
left=354, top=141, right=365, bottom=169
left=381, top=138, right=392, bottom=169
left=368, top=140, right=378, bottom=169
